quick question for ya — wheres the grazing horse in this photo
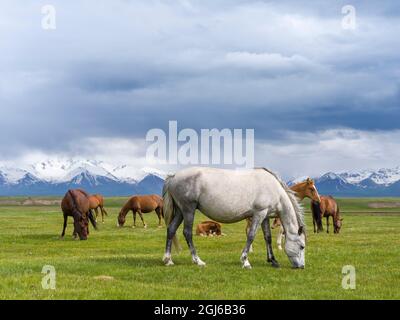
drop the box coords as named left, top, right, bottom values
left=311, top=196, right=343, bottom=234
left=60, top=189, right=97, bottom=240
left=196, top=221, right=224, bottom=237
left=246, top=178, right=321, bottom=250
left=163, top=167, right=306, bottom=269
left=88, top=194, right=109, bottom=223
left=117, top=194, right=164, bottom=228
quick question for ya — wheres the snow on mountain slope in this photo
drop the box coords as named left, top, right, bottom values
left=0, top=167, right=34, bottom=184
left=338, top=167, right=400, bottom=185
left=111, top=165, right=167, bottom=182
left=60, top=164, right=118, bottom=183
left=1, top=159, right=167, bottom=186
left=28, top=159, right=117, bottom=182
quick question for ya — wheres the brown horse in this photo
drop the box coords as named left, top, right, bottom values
left=246, top=178, right=321, bottom=250
left=61, top=189, right=97, bottom=240
left=117, top=194, right=164, bottom=228
left=196, top=221, right=224, bottom=237
left=88, top=194, right=109, bottom=223
left=311, top=195, right=343, bottom=233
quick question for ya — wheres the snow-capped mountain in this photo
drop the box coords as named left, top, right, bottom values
left=0, top=160, right=167, bottom=196
left=337, top=167, right=400, bottom=186
left=289, top=166, right=400, bottom=197
left=1, top=161, right=400, bottom=196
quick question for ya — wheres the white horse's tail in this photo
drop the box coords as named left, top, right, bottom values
left=259, top=168, right=305, bottom=233
left=162, top=175, right=182, bottom=252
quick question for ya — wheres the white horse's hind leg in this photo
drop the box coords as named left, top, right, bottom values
left=242, top=259, right=251, bottom=269
left=182, top=206, right=206, bottom=267
left=163, top=209, right=183, bottom=266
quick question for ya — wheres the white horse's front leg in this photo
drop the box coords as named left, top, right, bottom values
left=192, top=255, right=206, bottom=266
left=241, top=215, right=261, bottom=269
left=163, top=253, right=174, bottom=266
left=277, top=226, right=284, bottom=250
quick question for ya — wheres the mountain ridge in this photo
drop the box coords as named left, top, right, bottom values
left=1, top=160, right=399, bottom=196
left=0, top=160, right=166, bottom=196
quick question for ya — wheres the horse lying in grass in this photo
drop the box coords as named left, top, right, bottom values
left=163, top=167, right=306, bottom=269
left=246, top=178, right=321, bottom=250
left=311, top=195, right=343, bottom=234
left=117, top=194, right=164, bottom=228
left=60, top=189, right=97, bottom=240
left=88, top=194, right=109, bottom=223
left=196, top=221, right=225, bottom=237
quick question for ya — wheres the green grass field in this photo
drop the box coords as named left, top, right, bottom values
left=0, top=197, right=399, bottom=300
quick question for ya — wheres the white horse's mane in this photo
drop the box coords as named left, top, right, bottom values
left=256, top=167, right=305, bottom=230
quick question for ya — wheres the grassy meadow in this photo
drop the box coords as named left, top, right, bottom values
left=0, top=196, right=399, bottom=300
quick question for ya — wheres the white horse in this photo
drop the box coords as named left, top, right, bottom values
left=162, top=167, right=306, bottom=269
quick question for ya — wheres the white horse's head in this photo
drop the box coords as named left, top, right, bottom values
left=284, top=228, right=306, bottom=268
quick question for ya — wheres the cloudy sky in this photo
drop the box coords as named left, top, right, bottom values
left=1, top=0, right=400, bottom=178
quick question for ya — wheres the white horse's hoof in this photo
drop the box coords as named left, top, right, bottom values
left=193, top=258, right=206, bottom=266
left=132, top=225, right=136, bottom=229
left=144, top=225, right=148, bottom=229
left=278, top=246, right=283, bottom=251
left=163, top=255, right=174, bottom=266
left=242, top=261, right=252, bottom=269
left=165, top=260, right=174, bottom=266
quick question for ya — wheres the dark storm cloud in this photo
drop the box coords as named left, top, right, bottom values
left=0, top=0, right=400, bottom=158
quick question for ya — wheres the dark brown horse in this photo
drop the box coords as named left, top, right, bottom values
left=117, top=194, right=164, bottom=228
left=88, top=194, right=108, bottom=223
left=311, top=195, right=343, bottom=233
left=61, top=189, right=97, bottom=240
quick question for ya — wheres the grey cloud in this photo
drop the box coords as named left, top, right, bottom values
left=0, top=0, right=399, bottom=167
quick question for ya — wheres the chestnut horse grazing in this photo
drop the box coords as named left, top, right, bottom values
left=117, top=194, right=164, bottom=228
left=311, top=196, right=343, bottom=233
left=246, top=178, right=321, bottom=250
left=88, top=194, right=108, bottom=223
left=196, top=221, right=224, bottom=237
left=61, top=189, right=97, bottom=240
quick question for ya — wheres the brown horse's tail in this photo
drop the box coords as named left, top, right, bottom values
left=311, top=201, right=323, bottom=232
left=163, top=177, right=182, bottom=253
left=88, top=209, right=98, bottom=230
left=101, top=206, right=109, bottom=216
left=97, top=195, right=108, bottom=216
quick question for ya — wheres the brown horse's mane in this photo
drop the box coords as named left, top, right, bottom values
left=68, top=190, right=81, bottom=217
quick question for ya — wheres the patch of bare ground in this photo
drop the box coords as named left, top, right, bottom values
left=0, top=198, right=61, bottom=206
left=368, top=202, right=400, bottom=208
